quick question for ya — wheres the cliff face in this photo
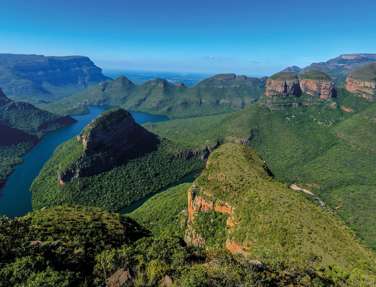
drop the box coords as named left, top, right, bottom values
left=345, top=63, right=376, bottom=101
left=264, top=70, right=336, bottom=104
left=346, top=78, right=376, bottom=100
left=59, top=109, right=159, bottom=183
left=0, top=53, right=109, bottom=101
left=264, top=72, right=301, bottom=97
left=300, top=78, right=336, bottom=99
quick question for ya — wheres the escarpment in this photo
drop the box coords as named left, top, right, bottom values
left=184, top=143, right=376, bottom=271
left=345, top=62, right=376, bottom=101
left=58, top=109, right=159, bottom=184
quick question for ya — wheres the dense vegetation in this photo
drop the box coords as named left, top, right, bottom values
left=0, top=90, right=74, bottom=187
left=129, top=183, right=191, bottom=237
left=0, top=206, right=148, bottom=286
left=2, top=203, right=374, bottom=286
left=31, top=138, right=204, bottom=211
left=44, top=74, right=265, bottom=118
left=189, top=144, right=376, bottom=273
left=148, top=90, right=376, bottom=251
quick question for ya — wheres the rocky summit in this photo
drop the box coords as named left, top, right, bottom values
left=59, top=109, right=159, bottom=184
left=264, top=72, right=301, bottom=97
left=346, top=62, right=376, bottom=101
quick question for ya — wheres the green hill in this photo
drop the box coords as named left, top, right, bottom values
left=0, top=89, right=74, bottom=187
left=31, top=109, right=204, bottom=211
left=0, top=206, right=148, bottom=286
left=186, top=144, right=376, bottom=273
left=44, top=74, right=265, bottom=118
left=147, top=90, right=376, bottom=251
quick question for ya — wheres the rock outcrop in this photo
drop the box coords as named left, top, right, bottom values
left=264, top=72, right=301, bottom=97
left=264, top=70, right=336, bottom=108
left=58, top=109, right=159, bottom=183
left=299, top=70, right=336, bottom=99
left=185, top=184, right=238, bottom=250
left=345, top=63, right=376, bottom=101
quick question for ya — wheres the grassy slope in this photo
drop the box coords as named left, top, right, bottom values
left=147, top=91, right=376, bottom=250
left=193, top=143, right=376, bottom=274
left=128, top=183, right=190, bottom=237
left=31, top=138, right=203, bottom=211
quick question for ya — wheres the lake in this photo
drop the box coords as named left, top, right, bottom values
left=0, top=107, right=168, bottom=217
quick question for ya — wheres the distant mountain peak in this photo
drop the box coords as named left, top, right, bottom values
left=282, top=66, right=302, bottom=73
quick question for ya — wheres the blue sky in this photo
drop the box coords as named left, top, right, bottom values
left=0, top=0, right=375, bottom=75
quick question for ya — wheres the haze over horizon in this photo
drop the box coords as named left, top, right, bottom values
left=1, top=0, right=375, bottom=76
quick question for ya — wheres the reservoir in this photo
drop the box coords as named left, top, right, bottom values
left=0, top=107, right=167, bottom=217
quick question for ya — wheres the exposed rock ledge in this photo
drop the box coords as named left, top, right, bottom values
left=185, top=185, right=247, bottom=255
left=345, top=77, right=376, bottom=101
left=300, top=79, right=336, bottom=100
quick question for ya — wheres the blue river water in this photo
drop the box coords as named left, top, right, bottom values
left=0, top=107, right=168, bottom=217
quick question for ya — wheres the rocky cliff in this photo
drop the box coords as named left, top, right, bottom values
left=264, top=72, right=301, bottom=97
left=345, top=62, right=376, bottom=101
left=264, top=70, right=336, bottom=107
left=0, top=53, right=109, bottom=102
left=299, top=70, right=336, bottom=99
left=58, top=109, right=159, bottom=183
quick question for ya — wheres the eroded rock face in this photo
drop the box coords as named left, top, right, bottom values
left=58, top=109, right=159, bottom=183
left=300, top=79, right=336, bottom=100
left=346, top=77, right=376, bottom=101
left=264, top=72, right=301, bottom=97
left=185, top=185, right=240, bottom=252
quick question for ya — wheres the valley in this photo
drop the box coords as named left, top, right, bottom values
left=1, top=52, right=376, bottom=286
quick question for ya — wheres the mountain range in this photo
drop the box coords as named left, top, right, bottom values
left=44, top=73, right=265, bottom=118
left=1, top=52, right=376, bottom=286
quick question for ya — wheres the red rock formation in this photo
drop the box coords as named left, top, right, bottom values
left=300, top=79, right=336, bottom=100
left=186, top=186, right=247, bottom=255
left=225, top=239, right=248, bottom=255
left=264, top=78, right=301, bottom=97
left=346, top=77, right=376, bottom=101
left=187, top=187, right=232, bottom=223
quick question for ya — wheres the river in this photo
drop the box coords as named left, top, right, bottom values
left=0, top=107, right=168, bottom=217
